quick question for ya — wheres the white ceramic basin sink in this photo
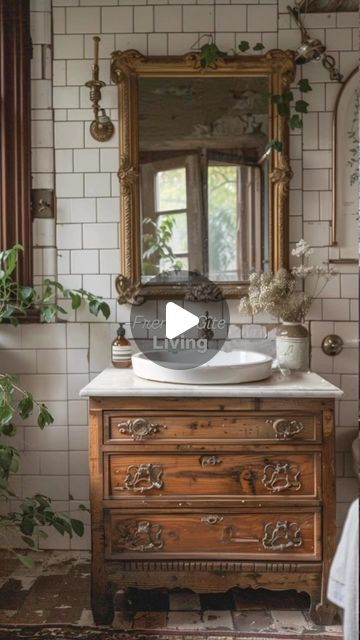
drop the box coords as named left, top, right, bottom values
left=132, top=349, right=273, bottom=385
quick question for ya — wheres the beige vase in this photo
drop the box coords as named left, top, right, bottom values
left=276, top=321, right=309, bottom=371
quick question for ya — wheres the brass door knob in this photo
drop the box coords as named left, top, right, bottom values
left=321, top=334, right=344, bottom=356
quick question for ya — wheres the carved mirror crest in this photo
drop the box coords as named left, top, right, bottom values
left=111, top=49, right=295, bottom=303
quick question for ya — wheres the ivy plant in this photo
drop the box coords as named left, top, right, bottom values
left=198, top=40, right=313, bottom=152
left=0, top=245, right=110, bottom=566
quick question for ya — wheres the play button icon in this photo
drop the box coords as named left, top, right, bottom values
left=129, top=270, right=229, bottom=370
left=165, top=302, right=199, bottom=340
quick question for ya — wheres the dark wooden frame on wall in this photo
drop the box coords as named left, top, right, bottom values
left=0, top=0, right=32, bottom=284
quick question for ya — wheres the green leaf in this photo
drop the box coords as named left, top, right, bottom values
left=19, top=286, right=35, bottom=302
left=0, top=405, right=13, bottom=427
left=199, top=43, right=222, bottom=68
left=1, top=305, right=18, bottom=319
left=70, top=292, right=82, bottom=310
left=17, top=554, right=33, bottom=569
left=52, top=520, right=66, bottom=536
left=289, top=113, right=303, bottom=129
left=34, top=494, right=52, bottom=508
left=40, top=304, right=57, bottom=323
left=10, top=454, right=19, bottom=474
left=3, top=245, right=23, bottom=276
left=99, top=301, right=111, bottom=319
left=89, top=299, right=100, bottom=316
left=238, top=40, right=250, bottom=52
left=277, top=102, right=290, bottom=118
left=2, top=423, right=17, bottom=437
left=18, top=393, right=34, bottom=420
left=265, top=140, right=283, bottom=152
left=297, top=78, right=312, bottom=93
left=20, top=518, right=34, bottom=536
left=253, top=42, right=265, bottom=51
left=70, top=518, right=84, bottom=537
left=21, top=535, right=35, bottom=548
left=295, top=99, right=309, bottom=114
left=43, top=279, right=64, bottom=293
left=37, top=404, right=54, bottom=429
left=282, top=91, right=294, bottom=103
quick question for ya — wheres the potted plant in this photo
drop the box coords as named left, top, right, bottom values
left=239, top=239, right=336, bottom=371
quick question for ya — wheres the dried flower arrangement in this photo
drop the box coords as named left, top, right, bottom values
left=239, top=239, right=337, bottom=323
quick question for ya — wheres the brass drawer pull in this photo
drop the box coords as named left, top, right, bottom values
left=262, top=520, right=303, bottom=551
left=121, top=463, right=163, bottom=493
left=262, top=462, right=301, bottom=493
left=201, top=514, right=223, bottom=525
left=114, top=519, right=164, bottom=552
left=117, top=418, right=167, bottom=441
left=223, top=526, right=259, bottom=543
left=267, top=418, right=304, bottom=440
left=199, top=454, right=223, bottom=467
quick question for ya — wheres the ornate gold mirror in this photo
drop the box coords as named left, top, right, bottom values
left=111, top=50, right=295, bottom=303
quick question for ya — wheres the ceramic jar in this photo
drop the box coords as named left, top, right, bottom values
left=276, top=321, right=309, bottom=371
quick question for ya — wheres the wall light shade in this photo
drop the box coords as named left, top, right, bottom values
left=287, top=4, right=343, bottom=81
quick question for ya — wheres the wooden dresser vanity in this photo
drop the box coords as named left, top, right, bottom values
left=80, top=368, right=342, bottom=626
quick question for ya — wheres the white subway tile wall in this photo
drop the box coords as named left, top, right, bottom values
left=2, top=0, right=357, bottom=548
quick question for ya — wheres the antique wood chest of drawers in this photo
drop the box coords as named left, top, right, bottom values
left=80, top=369, right=342, bottom=626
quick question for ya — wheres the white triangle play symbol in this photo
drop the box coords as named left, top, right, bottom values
left=165, top=302, right=199, bottom=340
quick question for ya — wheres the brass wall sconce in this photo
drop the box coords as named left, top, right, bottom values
left=85, top=36, right=114, bottom=142
left=287, top=3, right=343, bottom=82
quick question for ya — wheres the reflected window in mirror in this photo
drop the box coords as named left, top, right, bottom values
left=139, top=76, right=270, bottom=284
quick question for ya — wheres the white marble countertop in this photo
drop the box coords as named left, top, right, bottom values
left=79, top=367, right=343, bottom=398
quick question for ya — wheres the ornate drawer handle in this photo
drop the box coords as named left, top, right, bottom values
left=117, top=418, right=167, bottom=441
left=223, top=526, right=259, bottom=543
left=262, top=520, right=303, bottom=551
left=267, top=418, right=304, bottom=440
left=115, top=519, right=164, bottom=552
left=201, top=514, right=223, bottom=525
left=199, top=455, right=223, bottom=467
left=120, top=463, right=163, bottom=494
left=262, top=462, right=301, bottom=493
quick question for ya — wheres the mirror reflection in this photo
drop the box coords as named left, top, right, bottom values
left=139, top=76, right=270, bottom=283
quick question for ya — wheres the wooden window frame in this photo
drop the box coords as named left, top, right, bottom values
left=0, top=0, right=32, bottom=285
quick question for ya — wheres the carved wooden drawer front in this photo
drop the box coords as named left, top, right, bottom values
left=106, top=452, right=320, bottom=499
left=104, top=412, right=320, bottom=443
left=105, top=510, right=321, bottom=561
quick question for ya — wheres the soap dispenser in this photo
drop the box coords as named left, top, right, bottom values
left=111, top=323, right=132, bottom=368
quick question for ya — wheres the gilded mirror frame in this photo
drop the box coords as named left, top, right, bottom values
left=111, top=49, right=295, bottom=304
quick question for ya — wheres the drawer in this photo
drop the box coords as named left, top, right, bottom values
left=106, top=452, right=321, bottom=500
left=105, top=509, right=321, bottom=561
left=104, top=412, right=321, bottom=444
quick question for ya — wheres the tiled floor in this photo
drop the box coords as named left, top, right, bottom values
left=0, top=551, right=342, bottom=636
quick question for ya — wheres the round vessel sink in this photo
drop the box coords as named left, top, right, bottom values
left=132, top=349, right=273, bottom=385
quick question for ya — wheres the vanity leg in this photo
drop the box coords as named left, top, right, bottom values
left=310, top=407, right=337, bottom=627
left=91, top=583, right=114, bottom=626
left=114, top=588, right=132, bottom=616
left=308, top=588, right=337, bottom=626
left=312, top=599, right=338, bottom=626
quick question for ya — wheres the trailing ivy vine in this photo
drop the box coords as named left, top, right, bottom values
left=198, top=40, right=313, bottom=152
left=348, top=88, right=359, bottom=185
